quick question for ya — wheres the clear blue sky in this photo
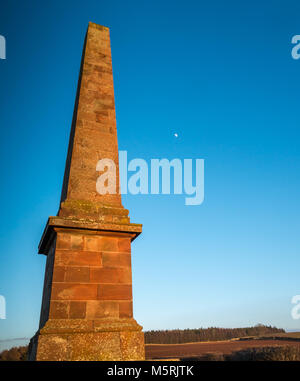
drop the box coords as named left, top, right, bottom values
left=1, top=0, right=300, bottom=349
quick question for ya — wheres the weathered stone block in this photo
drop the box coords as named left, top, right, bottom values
left=86, top=300, right=119, bottom=318
left=98, top=236, right=118, bottom=251
left=52, top=266, right=66, bottom=282
left=55, top=250, right=102, bottom=266
left=69, top=301, right=86, bottom=319
left=56, top=233, right=71, bottom=250
left=35, top=334, right=71, bottom=361
left=102, top=252, right=131, bottom=268
left=98, top=284, right=132, bottom=300
left=90, top=267, right=131, bottom=284
left=52, top=283, right=98, bottom=300
left=119, top=301, right=133, bottom=318
left=118, top=238, right=131, bottom=253
left=70, top=234, right=84, bottom=250
left=33, top=330, right=144, bottom=361
left=65, top=266, right=90, bottom=282
left=84, top=235, right=99, bottom=251
left=49, top=301, right=69, bottom=319
left=120, top=331, right=145, bottom=361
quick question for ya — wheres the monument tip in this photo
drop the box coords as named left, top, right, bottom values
left=88, top=21, right=109, bottom=31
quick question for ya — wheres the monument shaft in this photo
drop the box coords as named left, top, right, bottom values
left=28, top=22, right=144, bottom=361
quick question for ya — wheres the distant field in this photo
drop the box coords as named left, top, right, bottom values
left=145, top=337, right=300, bottom=360
left=260, top=332, right=300, bottom=339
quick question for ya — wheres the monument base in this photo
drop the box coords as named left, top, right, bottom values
left=28, top=318, right=145, bottom=361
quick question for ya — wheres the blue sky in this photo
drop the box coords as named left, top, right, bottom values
left=1, top=0, right=300, bottom=349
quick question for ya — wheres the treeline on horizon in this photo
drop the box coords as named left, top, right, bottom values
left=0, top=346, right=27, bottom=361
left=144, top=325, right=285, bottom=344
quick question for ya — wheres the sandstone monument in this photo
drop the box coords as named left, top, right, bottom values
left=28, top=22, right=145, bottom=361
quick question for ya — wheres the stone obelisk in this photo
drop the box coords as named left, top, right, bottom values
left=28, top=22, right=144, bottom=361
